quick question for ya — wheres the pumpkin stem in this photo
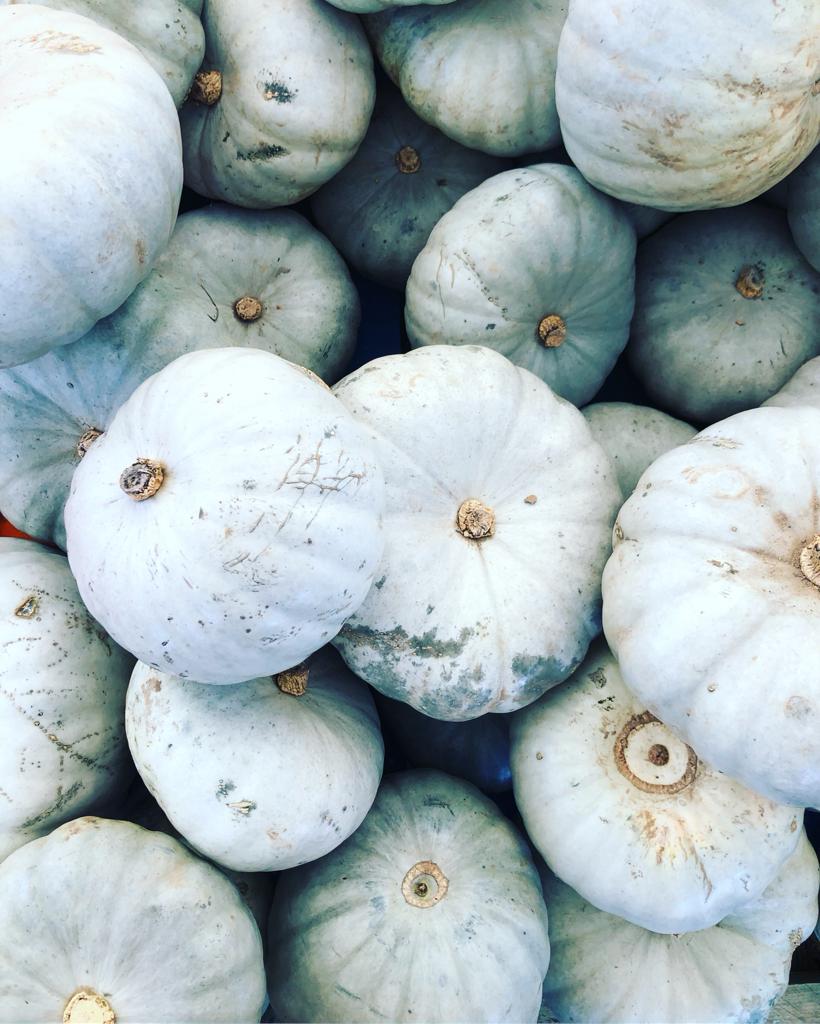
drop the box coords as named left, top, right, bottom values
left=119, top=460, right=164, bottom=501
left=456, top=499, right=495, bottom=540
left=613, top=711, right=698, bottom=794
left=402, top=860, right=448, bottom=908
left=735, top=264, right=765, bottom=299
left=190, top=69, right=222, bottom=106
left=233, top=296, right=264, bottom=322
left=395, top=145, right=421, bottom=174
left=63, top=989, right=116, bottom=1024
left=799, top=535, right=820, bottom=587
left=76, top=428, right=102, bottom=459
left=537, top=314, right=567, bottom=348
left=276, top=662, right=309, bottom=696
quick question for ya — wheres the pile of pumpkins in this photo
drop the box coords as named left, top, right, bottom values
left=0, top=1, right=818, bottom=1022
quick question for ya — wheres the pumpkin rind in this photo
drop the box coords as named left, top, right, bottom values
left=0, top=817, right=266, bottom=1022
left=764, top=356, right=820, bottom=411
left=65, top=347, right=385, bottom=684
left=602, top=406, right=820, bottom=808
left=267, top=770, right=550, bottom=1023
left=329, top=0, right=457, bottom=10
left=788, top=148, right=820, bottom=272
left=555, top=0, right=820, bottom=211
left=0, top=5, right=182, bottom=366
left=511, top=639, right=802, bottom=934
left=125, top=647, right=384, bottom=872
left=405, top=165, right=636, bottom=406
left=332, top=345, right=620, bottom=720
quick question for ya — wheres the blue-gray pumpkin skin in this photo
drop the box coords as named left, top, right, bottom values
left=788, top=147, right=820, bottom=273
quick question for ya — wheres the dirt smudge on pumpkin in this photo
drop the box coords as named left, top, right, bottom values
left=135, top=240, right=146, bottom=265
left=26, top=31, right=101, bottom=54
left=258, top=77, right=297, bottom=103
left=236, top=143, right=290, bottom=162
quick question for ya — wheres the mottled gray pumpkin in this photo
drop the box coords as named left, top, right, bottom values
left=764, top=356, right=820, bottom=410
left=0, top=204, right=359, bottom=550
left=311, top=88, right=507, bottom=289
left=366, top=0, right=568, bottom=156
left=180, top=0, right=375, bottom=207
left=788, top=147, right=820, bottom=272
left=1, top=0, right=205, bottom=106
left=629, top=206, right=820, bottom=423
left=406, top=164, right=636, bottom=405
left=555, top=0, right=820, bottom=211
left=267, top=770, right=550, bottom=1024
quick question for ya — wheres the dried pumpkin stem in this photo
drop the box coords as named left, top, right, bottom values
left=233, top=296, right=264, bottom=322
left=401, top=860, right=448, bottom=908
left=120, top=460, right=164, bottom=501
left=76, top=428, right=102, bottom=459
left=537, top=314, right=567, bottom=348
left=800, top=535, right=820, bottom=587
left=63, top=989, right=116, bottom=1024
left=190, top=69, right=222, bottom=105
left=276, top=662, right=309, bottom=696
left=456, top=499, right=495, bottom=540
left=395, top=145, right=421, bottom=174
left=735, top=264, right=765, bottom=299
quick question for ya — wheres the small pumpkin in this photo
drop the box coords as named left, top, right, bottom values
left=0, top=539, right=133, bottom=862
left=65, top=347, right=385, bottom=684
left=628, top=206, right=820, bottom=423
left=788, top=147, right=820, bottom=272
left=365, top=0, right=569, bottom=156
left=126, top=647, right=384, bottom=872
left=540, top=832, right=820, bottom=1024
left=333, top=345, right=620, bottom=720
left=180, top=0, right=375, bottom=207
left=0, top=5, right=182, bottom=367
left=405, top=164, right=636, bottom=406
left=764, top=356, right=820, bottom=410
left=0, top=203, right=360, bottom=550
left=0, top=817, right=266, bottom=1022
left=555, top=0, right=820, bottom=211
left=603, top=405, right=820, bottom=808
left=511, top=638, right=803, bottom=934
left=267, top=770, right=550, bottom=1023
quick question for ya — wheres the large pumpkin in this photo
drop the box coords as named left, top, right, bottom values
left=1, top=0, right=205, bottom=105
left=332, top=345, right=620, bottom=720
left=405, top=165, right=636, bottom=406
left=0, top=5, right=182, bottom=367
left=65, top=347, right=385, bottom=684
left=0, top=540, right=133, bottom=862
left=603, top=405, right=820, bottom=808
left=788, top=147, right=820, bottom=272
left=267, top=770, right=550, bottom=1023
left=764, top=356, right=820, bottom=410
left=555, top=0, right=820, bottom=211
left=511, top=639, right=802, bottom=934
left=365, top=0, right=569, bottom=156
left=125, top=647, right=384, bottom=872
left=0, top=817, right=266, bottom=1022
left=180, top=0, right=375, bottom=207
left=540, top=832, right=819, bottom=1024
left=0, top=203, right=360, bottom=550
left=628, top=206, right=820, bottom=423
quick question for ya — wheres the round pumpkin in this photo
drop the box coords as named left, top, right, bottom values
left=628, top=206, right=820, bottom=423
left=126, top=646, right=384, bottom=872
left=0, top=203, right=360, bottom=550
left=555, top=0, right=820, bottom=211
left=332, top=345, right=620, bottom=720
left=788, top=147, right=820, bottom=272
left=311, top=87, right=507, bottom=289
left=365, top=0, right=569, bottom=156
left=581, top=402, right=696, bottom=498
left=267, top=770, right=550, bottom=1023
left=603, top=405, right=820, bottom=808
left=540, top=832, right=820, bottom=1024
left=65, top=347, right=385, bottom=684
left=511, top=638, right=802, bottom=934
left=0, top=539, right=133, bottom=862
left=764, top=356, right=820, bottom=410
left=1, top=0, right=205, bottom=106
left=405, top=164, right=636, bottom=406
left=0, top=4, right=182, bottom=367
left=0, top=817, right=266, bottom=1023
left=180, top=0, right=375, bottom=207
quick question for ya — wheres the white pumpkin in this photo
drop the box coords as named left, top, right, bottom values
left=65, top=347, right=385, bottom=684
left=366, top=0, right=568, bottom=156
left=405, top=165, right=637, bottom=407
left=511, top=638, right=802, bottom=934
left=603, top=405, right=820, bottom=808
left=581, top=402, right=696, bottom=498
left=555, top=0, right=820, bottom=211
left=332, top=345, right=620, bottom=720
left=1, top=0, right=205, bottom=105
left=0, top=817, right=266, bottom=1023
left=267, top=770, right=550, bottom=1023
left=330, top=0, right=457, bottom=10
left=540, top=832, right=820, bottom=1024
left=764, top=356, right=820, bottom=411
left=126, top=646, right=384, bottom=872
left=180, top=0, right=375, bottom=207
left=0, top=203, right=360, bottom=550
left=0, top=5, right=182, bottom=366
left=0, top=540, right=133, bottom=862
